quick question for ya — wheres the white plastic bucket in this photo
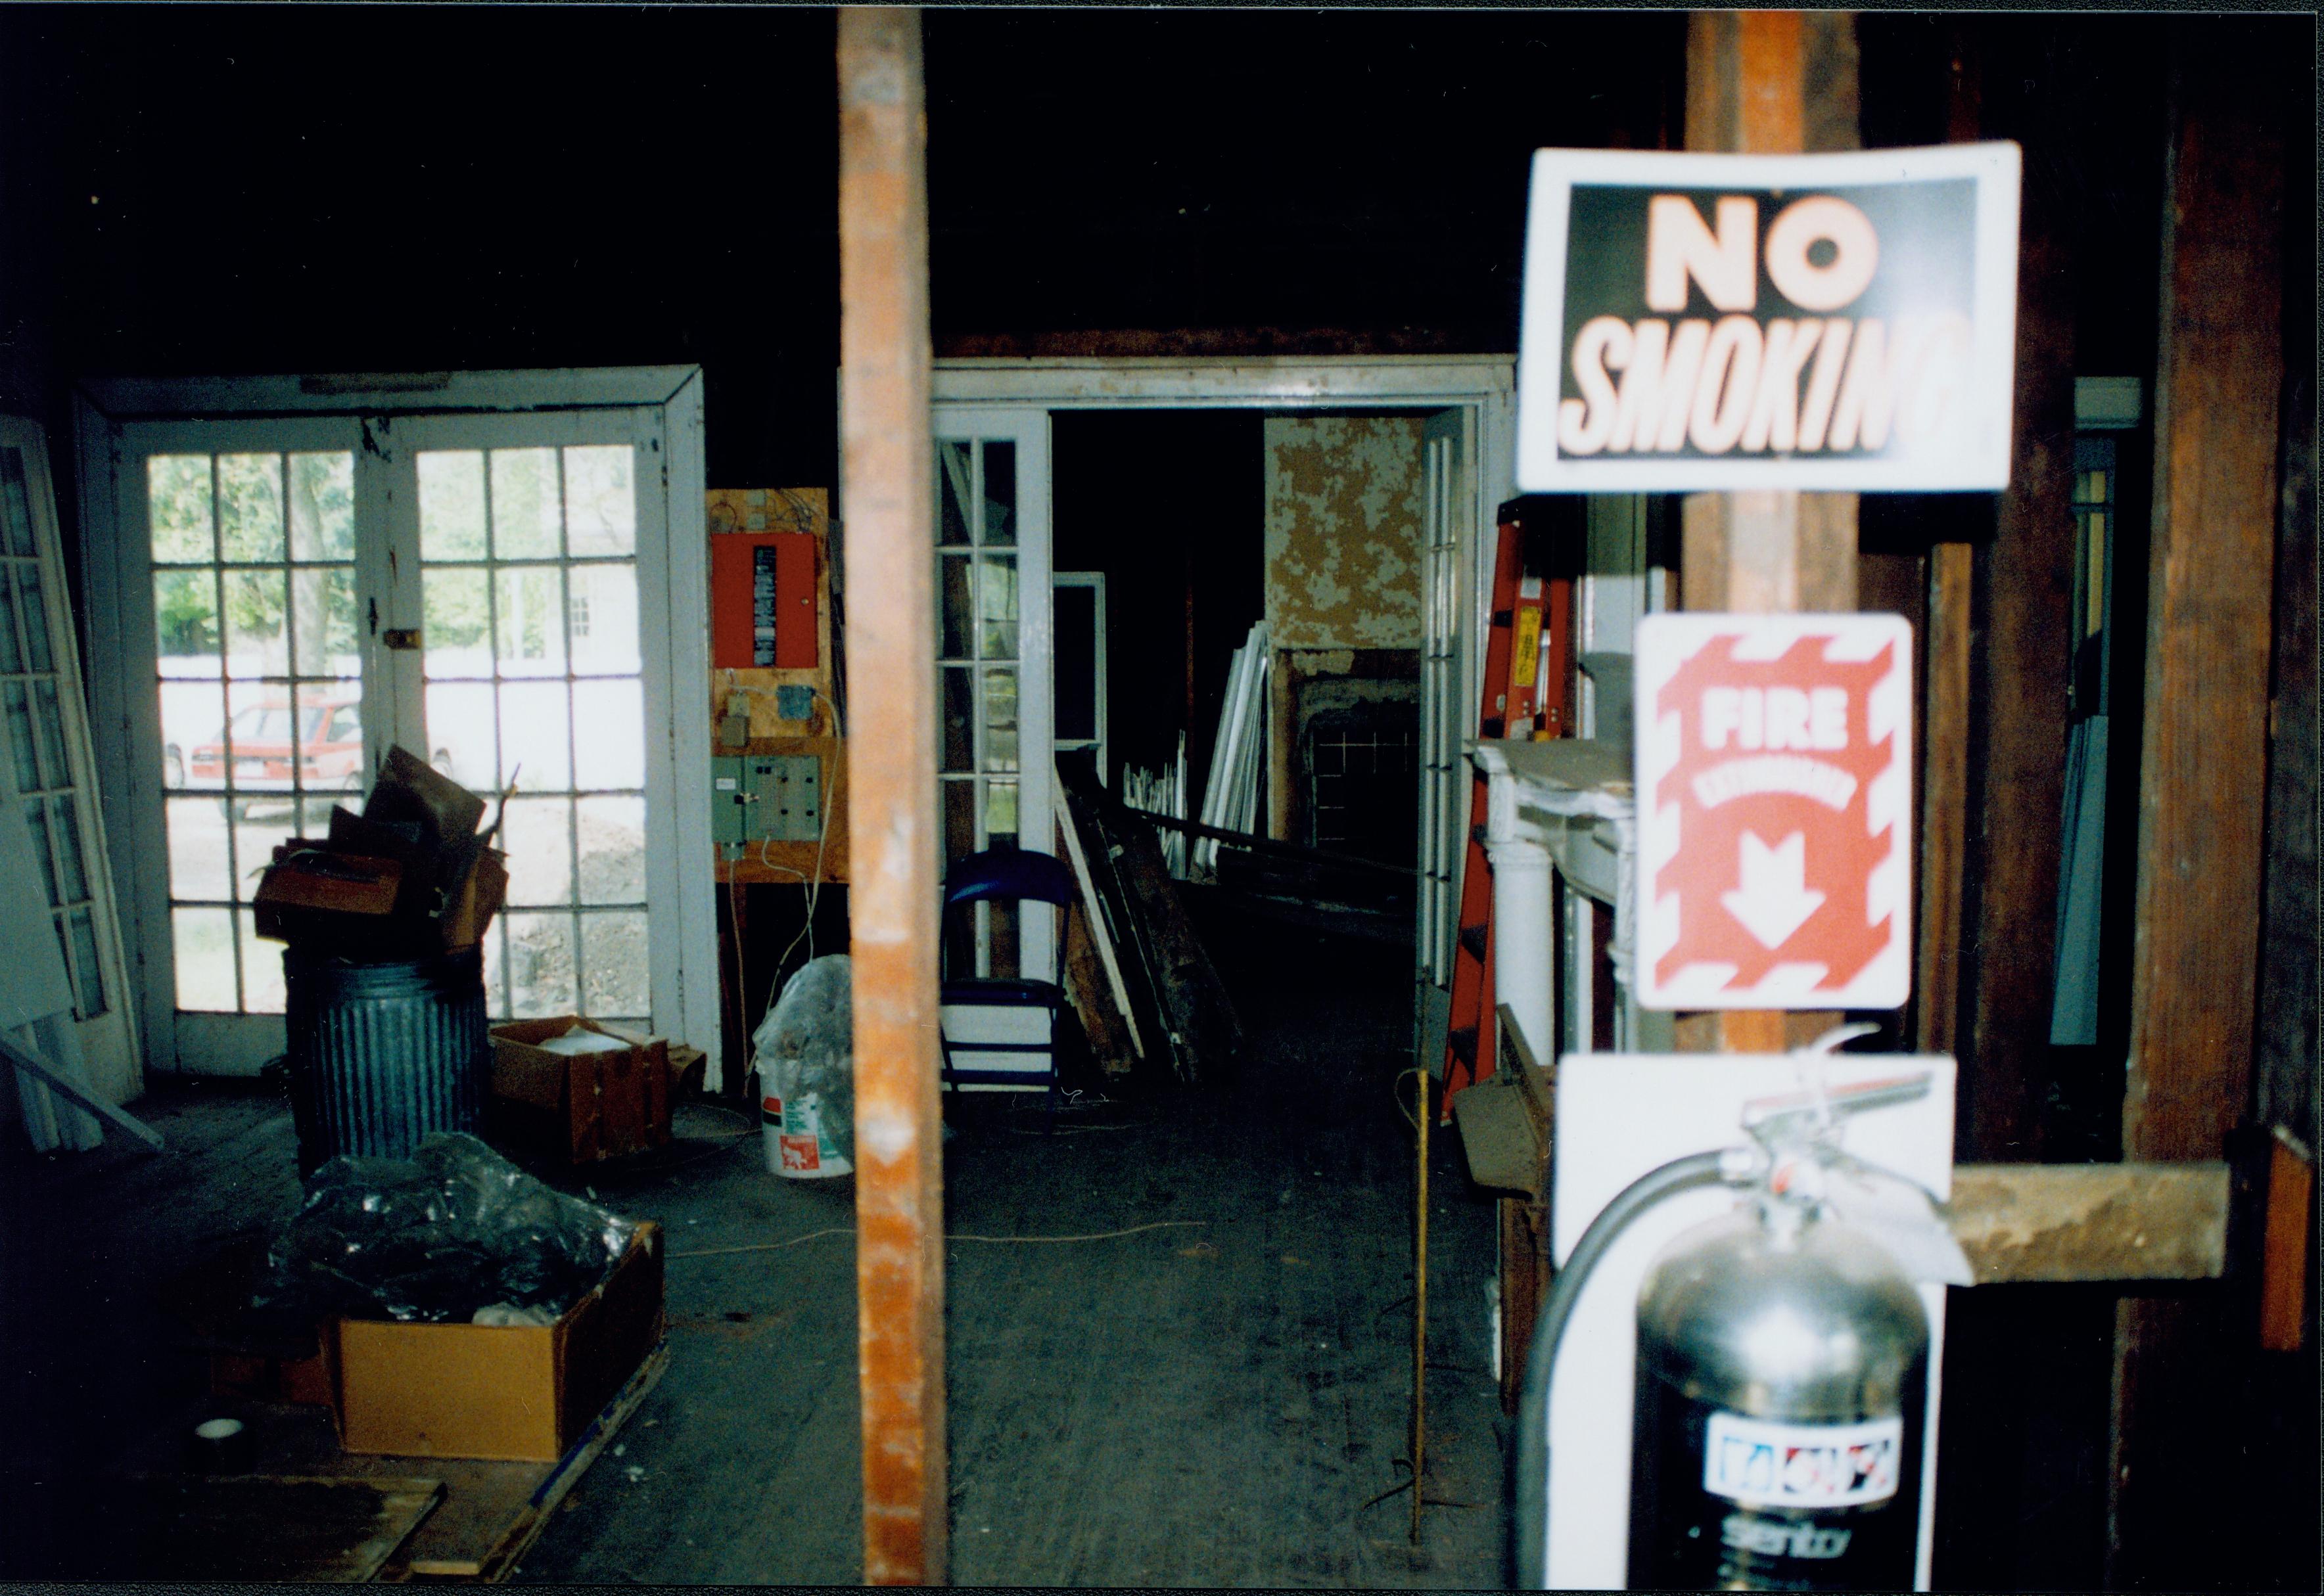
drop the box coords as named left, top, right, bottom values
left=762, top=1091, right=852, bottom=1179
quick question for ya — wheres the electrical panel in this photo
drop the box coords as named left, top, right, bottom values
left=749, top=754, right=823, bottom=842
left=715, top=754, right=824, bottom=852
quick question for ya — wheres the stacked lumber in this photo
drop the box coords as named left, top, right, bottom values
left=1054, top=756, right=1242, bottom=1087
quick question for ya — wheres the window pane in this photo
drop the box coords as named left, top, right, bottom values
left=575, top=795, right=645, bottom=904
left=49, top=796, right=88, bottom=904
left=495, top=566, right=567, bottom=676
left=502, top=796, right=574, bottom=907
left=568, top=563, right=639, bottom=675
left=937, top=442, right=971, bottom=546
left=295, top=679, right=365, bottom=806
left=580, top=911, right=649, bottom=1018
left=500, top=681, right=573, bottom=791
left=423, top=567, right=492, bottom=678
left=985, top=777, right=1019, bottom=844
left=983, top=666, right=1018, bottom=773
left=1055, top=585, right=1098, bottom=742
left=977, top=553, right=1017, bottom=661
left=23, top=802, right=58, bottom=905
left=419, top=451, right=487, bottom=560
left=5, top=681, right=37, bottom=792
left=0, top=568, right=20, bottom=673
left=235, top=810, right=287, bottom=896
left=506, top=911, right=577, bottom=1016
left=32, top=679, right=68, bottom=790
left=0, top=448, right=33, bottom=557
left=163, top=680, right=227, bottom=790
left=571, top=679, right=642, bottom=790
left=981, top=441, right=1016, bottom=546
left=490, top=449, right=562, bottom=559
left=239, top=911, right=286, bottom=1013
left=941, top=666, right=973, bottom=773
left=166, top=796, right=233, bottom=900
left=287, top=453, right=354, bottom=561
left=425, top=681, right=498, bottom=794
left=154, top=570, right=221, bottom=662
left=563, top=446, right=634, bottom=557
left=67, top=907, right=106, bottom=1018
left=216, top=454, right=285, bottom=562
left=172, top=906, right=237, bottom=1011
left=938, top=553, right=972, bottom=660
left=147, top=456, right=215, bottom=564
left=222, top=569, right=287, bottom=675
left=482, top=920, right=510, bottom=1019
left=292, top=566, right=360, bottom=677
left=16, top=560, right=51, bottom=673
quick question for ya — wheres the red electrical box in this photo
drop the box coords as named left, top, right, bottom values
left=711, top=532, right=818, bottom=670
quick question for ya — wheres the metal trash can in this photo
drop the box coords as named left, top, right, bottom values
left=283, top=946, right=490, bottom=1174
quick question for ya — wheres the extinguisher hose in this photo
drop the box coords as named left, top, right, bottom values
left=1512, top=1148, right=1734, bottom=1589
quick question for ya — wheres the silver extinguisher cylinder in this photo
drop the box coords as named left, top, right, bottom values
left=1627, top=1204, right=1930, bottom=1591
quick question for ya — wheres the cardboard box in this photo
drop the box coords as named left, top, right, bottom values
left=488, top=1018, right=672, bottom=1164
left=328, top=1222, right=664, bottom=1463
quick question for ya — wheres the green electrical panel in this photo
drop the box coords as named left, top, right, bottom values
left=714, top=754, right=823, bottom=850
left=748, top=754, right=824, bottom=843
left=712, top=757, right=751, bottom=848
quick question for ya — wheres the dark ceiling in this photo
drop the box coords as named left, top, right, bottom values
left=0, top=7, right=2299, bottom=490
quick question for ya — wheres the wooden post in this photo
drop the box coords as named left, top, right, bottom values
left=2107, top=22, right=2287, bottom=1589
left=1949, top=34, right=2080, bottom=1162
left=1671, top=11, right=1859, bottom=1055
left=839, top=10, right=947, bottom=1586
left=1913, top=29, right=1982, bottom=1058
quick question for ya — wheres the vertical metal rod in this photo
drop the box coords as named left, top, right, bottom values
left=1410, top=1065, right=1431, bottom=1543
left=839, top=9, right=946, bottom=1587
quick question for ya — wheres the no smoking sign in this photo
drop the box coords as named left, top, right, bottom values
left=1636, top=613, right=1913, bottom=1011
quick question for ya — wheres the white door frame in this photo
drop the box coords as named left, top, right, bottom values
left=929, top=355, right=1518, bottom=1043
left=72, top=367, right=716, bottom=1082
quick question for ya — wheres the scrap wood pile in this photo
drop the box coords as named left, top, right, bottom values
left=251, top=746, right=508, bottom=957
left=1053, top=754, right=1241, bottom=1088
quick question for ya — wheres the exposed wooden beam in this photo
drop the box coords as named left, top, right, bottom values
left=1673, top=12, right=1858, bottom=1055
left=2108, top=24, right=2289, bottom=1588
left=1949, top=1162, right=2227, bottom=1284
left=838, top=9, right=947, bottom=1586
left=1913, top=25, right=1982, bottom=1057
left=1950, top=41, right=2080, bottom=1160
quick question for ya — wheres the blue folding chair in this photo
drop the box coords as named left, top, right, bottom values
left=939, top=846, right=1079, bottom=1126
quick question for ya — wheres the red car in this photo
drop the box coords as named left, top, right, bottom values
left=189, top=695, right=365, bottom=817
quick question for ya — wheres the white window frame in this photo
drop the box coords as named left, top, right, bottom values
left=72, top=368, right=716, bottom=1082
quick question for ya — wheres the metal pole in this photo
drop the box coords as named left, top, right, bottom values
left=1410, top=1064, right=1431, bottom=1543
left=839, top=9, right=946, bottom=1585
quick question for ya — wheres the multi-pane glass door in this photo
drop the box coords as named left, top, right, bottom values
left=85, top=374, right=710, bottom=1078
left=932, top=409, right=1052, bottom=982
left=144, top=437, right=365, bottom=1018
left=0, top=416, right=137, bottom=1097
left=409, top=426, right=651, bottom=1027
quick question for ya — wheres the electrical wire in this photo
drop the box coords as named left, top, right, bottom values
left=669, top=1218, right=1207, bottom=1262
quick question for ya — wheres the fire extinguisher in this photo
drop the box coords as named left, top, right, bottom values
left=1514, top=1052, right=1943, bottom=1591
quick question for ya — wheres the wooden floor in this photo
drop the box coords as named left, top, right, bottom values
left=0, top=916, right=1507, bottom=1587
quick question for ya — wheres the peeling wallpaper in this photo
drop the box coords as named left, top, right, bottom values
left=1262, top=416, right=1426, bottom=650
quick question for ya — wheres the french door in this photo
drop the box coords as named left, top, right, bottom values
left=77, top=371, right=714, bottom=1078
left=930, top=406, right=1054, bottom=983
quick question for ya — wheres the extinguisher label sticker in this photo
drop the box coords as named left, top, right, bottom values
left=1702, top=1412, right=1904, bottom=1507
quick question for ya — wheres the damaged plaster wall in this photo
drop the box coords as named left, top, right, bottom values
left=1262, top=415, right=1426, bottom=649
left=1261, top=417, right=1426, bottom=843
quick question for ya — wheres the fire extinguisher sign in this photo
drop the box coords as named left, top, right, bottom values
left=1516, top=142, right=2020, bottom=493
left=1636, top=612, right=1913, bottom=1011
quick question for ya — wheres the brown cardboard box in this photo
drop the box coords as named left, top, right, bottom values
left=488, top=1018, right=672, bottom=1164
left=328, top=1223, right=664, bottom=1463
